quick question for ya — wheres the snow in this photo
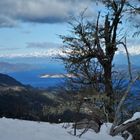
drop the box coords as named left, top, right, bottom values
left=123, top=112, right=140, bottom=124
left=0, top=117, right=124, bottom=140
left=123, top=131, right=133, bottom=140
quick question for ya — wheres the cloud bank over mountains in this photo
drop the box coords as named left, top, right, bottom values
left=0, top=49, right=63, bottom=58
left=0, top=0, right=94, bottom=27
left=0, top=39, right=140, bottom=58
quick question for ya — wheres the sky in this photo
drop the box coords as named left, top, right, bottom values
left=0, top=0, right=139, bottom=60
left=0, top=0, right=96, bottom=58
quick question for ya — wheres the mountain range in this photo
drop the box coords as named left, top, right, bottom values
left=0, top=62, right=37, bottom=73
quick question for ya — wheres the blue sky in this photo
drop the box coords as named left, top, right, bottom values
left=0, top=22, right=67, bottom=57
left=0, top=0, right=139, bottom=59
left=0, top=0, right=96, bottom=58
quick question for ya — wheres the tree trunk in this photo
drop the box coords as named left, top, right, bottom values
left=103, top=62, right=114, bottom=121
left=74, top=122, right=77, bottom=136
left=104, top=63, right=113, bottom=97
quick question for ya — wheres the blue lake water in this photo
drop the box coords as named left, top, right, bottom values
left=9, top=69, right=140, bottom=95
left=8, top=66, right=66, bottom=88
left=6, top=60, right=140, bottom=97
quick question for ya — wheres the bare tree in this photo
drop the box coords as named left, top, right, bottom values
left=60, top=0, right=127, bottom=118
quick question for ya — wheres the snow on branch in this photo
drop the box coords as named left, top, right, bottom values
left=110, top=112, right=140, bottom=136
left=123, top=112, right=140, bottom=125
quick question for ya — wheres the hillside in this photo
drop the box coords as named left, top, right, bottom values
left=0, top=73, right=23, bottom=87
left=0, top=73, right=58, bottom=120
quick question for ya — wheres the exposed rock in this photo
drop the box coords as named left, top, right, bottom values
left=76, top=118, right=100, bottom=133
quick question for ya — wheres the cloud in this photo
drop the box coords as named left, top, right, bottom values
left=0, top=49, right=64, bottom=58
left=0, top=15, right=17, bottom=27
left=0, top=0, right=95, bottom=27
left=26, top=42, right=61, bottom=49
left=0, top=47, right=19, bottom=51
left=40, top=73, right=76, bottom=78
left=1, top=38, right=140, bottom=58
left=117, top=39, right=140, bottom=55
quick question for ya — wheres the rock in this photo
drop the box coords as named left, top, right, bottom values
left=76, top=118, right=100, bottom=133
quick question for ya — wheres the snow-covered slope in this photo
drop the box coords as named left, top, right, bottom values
left=0, top=118, right=124, bottom=140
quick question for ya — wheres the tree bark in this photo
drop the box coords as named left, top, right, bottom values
left=103, top=62, right=114, bottom=120
left=110, top=118, right=140, bottom=136
left=104, top=63, right=113, bottom=97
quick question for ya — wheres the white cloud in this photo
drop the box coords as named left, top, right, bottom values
left=40, top=73, right=76, bottom=78
left=118, top=45, right=140, bottom=56
left=1, top=42, right=140, bottom=58
left=0, top=48, right=64, bottom=58
left=117, top=39, right=140, bottom=56
left=0, top=0, right=95, bottom=27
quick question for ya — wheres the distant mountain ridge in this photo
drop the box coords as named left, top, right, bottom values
left=0, top=62, right=36, bottom=73
left=0, top=73, right=23, bottom=87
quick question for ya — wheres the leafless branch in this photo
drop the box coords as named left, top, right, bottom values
left=110, top=75, right=140, bottom=136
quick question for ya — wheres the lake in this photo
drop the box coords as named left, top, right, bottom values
left=9, top=68, right=66, bottom=88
